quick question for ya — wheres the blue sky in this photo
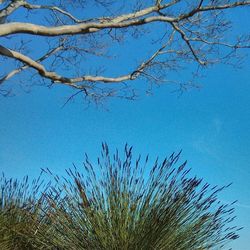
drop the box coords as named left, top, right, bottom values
left=1, top=2, right=250, bottom=249
left=1, top=61, right=250, bottom=248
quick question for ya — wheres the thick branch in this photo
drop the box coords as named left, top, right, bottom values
left=0, top=16, right=175, bottom=37
left=0, top=1, right=249, bottom=37
left=0, top=45, right=64, bottom=85
left=0, top=1, right=176, bottom=35
left=1, top=0, right=250, bottom=101
left=0, top=41, right=171, bottom=86
left=0, top=45, right=132, bottom=86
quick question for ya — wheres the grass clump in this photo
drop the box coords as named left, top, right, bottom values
left=0, top=144, right=241, bottom=249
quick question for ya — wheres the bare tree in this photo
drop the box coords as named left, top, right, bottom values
left=0, top=0, right=250, bottom=103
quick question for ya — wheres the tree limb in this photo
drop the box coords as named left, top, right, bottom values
left=171, top=22, right=206, bottom=65
left=22, top=2, right=83, bottom=23
left=0, top=39, right=174, bottom=86
left=0, top=0, right=25, bottom=23
left=0, top=44, right=64, bottom=85
left=1, top=0, right=250, bottom=101
left=0, top=1, right=249, bottom=37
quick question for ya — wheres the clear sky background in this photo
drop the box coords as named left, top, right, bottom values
left=0, top=2, right=250, bottom=249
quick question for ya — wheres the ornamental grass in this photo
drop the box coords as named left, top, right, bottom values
left=0, top=144, right=241, bottom=249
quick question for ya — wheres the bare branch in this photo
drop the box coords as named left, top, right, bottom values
left=1, top=0, right=250, bottom=102
left=0, top=1, right=249, bottom=37
left=0, top=44, right=64, bottom=85
left=0, top=44, right=132, bottom=86
left=0, top=16, right=175, bottom=37
left=190, top=37, right=250, bottom=50
left=0, top=0, right=25, bottom=23
left=22, top=2, right=83, bottom=23
left=177, top=1, right=250, bottom=21
left=171, top=22, right=206, bottom=65
left=0, top=36, right=175, bottom=87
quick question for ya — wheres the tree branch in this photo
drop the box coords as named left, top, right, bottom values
left=0, top=44, right=64, bottom=85
left=22, top=2, right=83, bottom=23
left=1, top=0, right=250, bottom=101
left=0, top=16, right=175, bottom=37
left=0, top=1, right=249, bottom=37
left=177, top=1, right=250, bottom=21
left=171, top=22, right=206, bottom=65
left=0, top=38, right=174, bottom=87
left=0, top=44, right=131, bottom=86
left=0, top=0, right=25, bottom=23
